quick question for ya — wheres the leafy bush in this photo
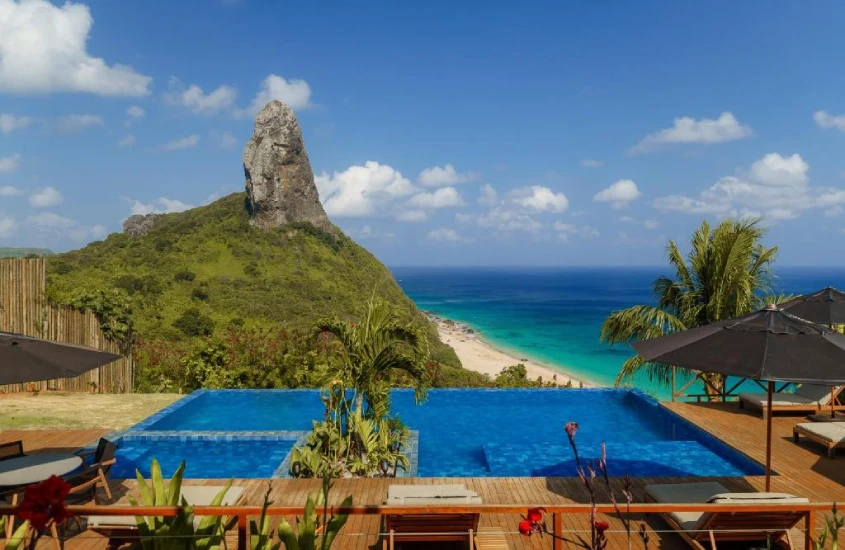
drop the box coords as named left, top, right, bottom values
left=191, top=287, right=210, bottom=301
left=173, top=308, right=215, bottom=337
left=495, top=364, right=560, bottom=388
left=66, top=288, right=134, bottom=351
left=174, top=270, right=196, bottom=282
left=128, top=458, right=231, bottom=550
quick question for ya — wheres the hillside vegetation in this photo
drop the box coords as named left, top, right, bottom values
left=46, top=193, right=482, bottom=389
left=0, top=248, right=53, bottom=258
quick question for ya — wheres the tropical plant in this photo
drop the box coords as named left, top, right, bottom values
left=600, top=218, right=784, bottom=398
left=813, top=503, right=844, bottom=550
left=315, top=296, right=430, bottom=416
left=277, top=476, right=352, bottom=550
left=128, top=458, right=232, bottom=550
left=289, top=384, right=411, bottom=478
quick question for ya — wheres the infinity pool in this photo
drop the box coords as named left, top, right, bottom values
left=117, top=389, right=763, bottom=478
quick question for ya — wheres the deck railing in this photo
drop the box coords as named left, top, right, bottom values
left=1, top=501, right=835, bottom=550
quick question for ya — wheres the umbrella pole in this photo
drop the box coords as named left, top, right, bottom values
left=765, top=381, right=774, bottom=492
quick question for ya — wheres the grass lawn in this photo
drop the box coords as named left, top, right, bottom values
left=0, top=393, right=181, bottom=430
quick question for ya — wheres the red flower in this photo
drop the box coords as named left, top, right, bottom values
left=526, top=507, right=545, bottom=523
left=564, top=421, right=579, bottom=438
left=518, top=519, right=534, bottom=536
left=18, top=475, right=72, bottom=531
left=594, top=520, right=609, bottom=535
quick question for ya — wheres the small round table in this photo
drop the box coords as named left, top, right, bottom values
left=0, top=453, right=83, bottom=487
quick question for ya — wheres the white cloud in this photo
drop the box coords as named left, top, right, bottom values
left=315, top=161, right=415, bottom=218
left=117, top=134, right=136, bottom=148
left=0, top=214, right=16, bottom=238
left=406, top=187, right=464, bottom=209
left=643, top=219, right=660, bottom=230
left=158, top=134, right=200, bottom=151
left=427, top=227, right=471, bottom=244
left=0, top=113, right=31, bottom=133
left=128, top=197, right=194, bottom=216
left=0, top=185, right=21, bottom=196
left=477, top=183, right=498, bottom=207
left=510, top=185, right=569, bottom=213
left=29, top=186, right=62, bottom=208
left=127, top=105, right=145, bottom=119
left=0, top=0, right=151, bottom=96
left=460, top=207, right=543, bottom=233
left=239, top=74, right=312, bottom=117
left=166, top=78, right=237, bottom=115
left=55, top=113, right=103, bottom=133
left=26, top=211, right=102, bottom=241
left=581, top=159, right=602, bottom=168
left=593, top=179, right=642, bottom=208
left=553, top=221, right=600, bottom=241
left=749, top=153, right=808, bottom=186
left=814, top=110, right=845, bottom=131
left=396, top=210, right=427, bottom=222
left=825, top=206, right=843, bottom=217
left=210, top=130, right=238, bottom=150
left=0, top=153, right=20, bottom=173
left=618, top=216, right=659, bottom=230
left=652, top=152, right=845, bottom=221
left=417, top=164, right=479, bottom=187
left=630, top=112, right=752, bottom=155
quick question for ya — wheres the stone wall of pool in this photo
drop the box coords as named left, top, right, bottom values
left=105, top=388, right=764, bottom=479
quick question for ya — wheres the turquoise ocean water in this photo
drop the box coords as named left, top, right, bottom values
left=391, top=266, right=845, bottom=399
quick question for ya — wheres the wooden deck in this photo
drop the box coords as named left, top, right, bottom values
left=2, top=401, right=844, bottom=549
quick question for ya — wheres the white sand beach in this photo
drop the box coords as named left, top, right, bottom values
left=433, top=316, right=591, bottom=387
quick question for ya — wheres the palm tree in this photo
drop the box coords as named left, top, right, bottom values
left=315, top=296, right=430, bottom=416
left=600, top=218, right=782, bottom=398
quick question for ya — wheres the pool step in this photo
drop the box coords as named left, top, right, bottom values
left=481, top=440, right=750, bottom=477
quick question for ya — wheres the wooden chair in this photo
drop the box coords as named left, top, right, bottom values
left=739, top=384, right=845, bottom=417
left=75, top=438, right=117, bottom=501
left=382, top=513, right=480, bottom=549
left=793, top=422, right=845, bottom=459
left=0, top=441, right=25, bottom=462
left=645, top=482, right=809, bottom=549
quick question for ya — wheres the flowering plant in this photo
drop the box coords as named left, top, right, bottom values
left=4, top=475, right=73, bottom=550
left=517, top=422, right=649, bottom=549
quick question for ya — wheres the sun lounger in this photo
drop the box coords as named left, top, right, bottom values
left=645, top=482, right=809, bottom=549
left=87, top=485, right=246, bottom=550
left=738, top=384, right=843, bottom=416
left=382, top=484, right=481, bottom=549
left=793, top=421, right=845, bottom=459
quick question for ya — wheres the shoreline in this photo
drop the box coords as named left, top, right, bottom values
left=430, top=313, right=597, bottom=387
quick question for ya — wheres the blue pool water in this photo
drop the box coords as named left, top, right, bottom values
left=123, top=389, right=764, bottom=479
left=112, top=437, right=295, bottom=479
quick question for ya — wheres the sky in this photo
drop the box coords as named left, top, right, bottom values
left=2, top=1, right=845, bottom=267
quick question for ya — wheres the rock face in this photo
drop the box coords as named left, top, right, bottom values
left=123, top=214, right=163, bottom=237
left=243, top=100, right=333, bottom=231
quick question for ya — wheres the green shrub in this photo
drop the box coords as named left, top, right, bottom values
left=173, top=308, right=215, bottom=337
left=191, top=287, right=210, bottom=301
left=174, top=270, right=196, bottom=282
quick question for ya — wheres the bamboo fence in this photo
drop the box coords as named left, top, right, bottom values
left=0, top=258, right=133, bottom=393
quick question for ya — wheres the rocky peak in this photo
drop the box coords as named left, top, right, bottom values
left=243, top=100, right=333, bottom=231
left=123, top=213, right=163, bottom=237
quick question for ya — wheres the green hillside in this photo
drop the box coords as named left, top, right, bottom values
left=45, top=193, right=475, bottom=387
left=0, top=248, right=53, bottom=258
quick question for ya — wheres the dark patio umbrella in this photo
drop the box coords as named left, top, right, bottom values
left=780, top=286, right=845, bottom=417
left=632, top=305, right=845, bottom=491
left=0, top=332, right=121, bottom=385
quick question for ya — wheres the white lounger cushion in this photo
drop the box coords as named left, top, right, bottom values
left=386, top=484, right=482, bottom=505
left=645, top=482, right=807, bottom=532
left=87, top=486, right=246, bottom=528
left=795, top=422, right=845, bottom=443
left=739, top=384, right=838, bottom=407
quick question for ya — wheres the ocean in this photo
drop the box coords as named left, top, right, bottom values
left=391, top=266, right=845, bottom=399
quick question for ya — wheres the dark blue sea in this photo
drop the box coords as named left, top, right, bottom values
left=391, top=266, right=845, bottom=399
